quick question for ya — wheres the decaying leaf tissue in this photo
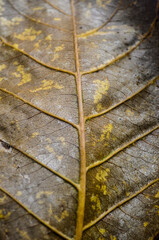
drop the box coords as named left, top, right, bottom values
left=0, top=0, right=159, bottom=239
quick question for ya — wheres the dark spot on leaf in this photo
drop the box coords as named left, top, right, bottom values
left=0, top=140, right=11, bottom=150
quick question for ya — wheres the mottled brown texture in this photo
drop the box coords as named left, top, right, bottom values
left=0, top=0, right=159, bottom=240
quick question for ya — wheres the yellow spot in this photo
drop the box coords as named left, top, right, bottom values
left=0, top=17, right=23, bottom=26
left=46, top=145, right=54, bottom=153
left=55, top=44, right=64, bottom=52
left=54, top=17, right=61, bottom=21
left=16, top=65, right=31, bottom=86
left=96, top=169, right=110, bottom=182
left=12, top=72, right=21, bottom=78
left=155, top=191, right=159, bottom=198
left=126, top=192, right=130, bottom=196
left=34, top=40, right=41, bottom=48
left=57, top=155, right=63, bottom=161
left=29, top=79, right=63, bottom=93
left=45, top=34, right=52, bottom=41
left=15, top=120, right=20, bottom=130
left=54, top=210, right=69, bottom=222
left=33, top=7, right=43, bottom=11
left=98, top=238, right=104, bottom=240
left=0, top=77, right=4, bottom=82
left=110, top=235, right=117, bottom=240
left=14, top=61, right=18, bottom=65
left=31, top=132, right=39, bottom=138
left=13, top=43, right=19, bottom=48
left=99, top=123, right=113, bottom=141
left=85, top=9, right=91, bottom=18
left=99, top=228, right=105, bottom=234
left=91, top=194, right=101, bottom=212
left=126, top=109, right=134, bottom=117
left=0, top=96, right=2, bottom=100
left=59, top=137, right=66, bottom=146
left=0, top=209, right=11, bottom=219
left=51, top=53, right=59, bottom=62
left=90, top=42, right=98, bottom=48
left=36, top=191, right=53, bottom=199
left=0, top=64, right=6, bottom=71
left=16, top=191, right=22, bottom=196
left=0, top=195, right=7, bottom=203
left=14, top=27, right=42, bottom=41
left=0, top=0, right=4, bottom=14
left=46, top=138, right=52, bottom=143
left=16, top=229, right=31, bottom=240
left=144, top=222, right=149, bottom=227
left=94, top=78, right=110, bottom=104
left=96, top=184, right=107, bottom=195
left=97, top=103, right=103, bottom=111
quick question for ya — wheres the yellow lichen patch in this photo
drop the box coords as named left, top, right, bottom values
left=30, top=80, right=63, bottom=93
left=16, top=191, right=22, bottom=196
left=59, top=137, right=66, bottom=146
left=0, top=209, right=11, bottom=219
left=46, top=145, right=54, bottom=153
left=33, top=7, right=43, bottom=11
left=46, top=138, right=52, bottom=143
left=99, top=238, right=104, bottom=240
left=0, top=0, right=4, bottom=14
left=91, top=194, right=101, bottom=212
left=54, top=210, right=69, bottom=222
left=54, top=17, right=61, bottom=21
left=16, top=65, right=31, bottom=86
left=36, top=191, right=53, bottom=199
left=0, top=17, right=23, bottom=26
left=13, top=61, right=18, bottom=65
left=34, top=40, right=41, bottom=48
left=94, top=78, right=110, bottom=104
left=31, top=132, right=39, bottom=138
left=126, top=109, right=134, bottom=117
left=57, top=155, right=63, bottom=161
left=45, top=34, right=52, bottom=41
left=144, top=222, right=149, bottom=227
left=85, top=9, right=91, bottom=18
left=154, top=205, right=159, bottom=215
left=16, top=229, right=31, bottom=240
left=96, top=169, right=110, bottom=182
left=99, top=123, right=113, bottom=141
left=13, top=43, right=19, bottom=48
left=0, top=77, right=4, bottom=82
left=90, top=42, right=98, bottom=48
left=15, top=120, right=20, bottom=130
left=96, top=184, right=108, bottom=195
left=99, top=228, right=105, bottom=234
left=12, top=72, right=21, bottom=78
left=110, top=235, right=117, bottom=240
left=55, top=44, right=64, bottom=52
left=97, top=103, right=103, bottom=111
left=126, top=192, right=130, bottom=196
left=51, top=53, right=59, bottom=62
left=14, top=27, right=42, bottom=41
left=0, top=195, right=7, bottom=204
left=0, top=64, right=6, bottom=72
left=155, top=191, right=159, bottom=198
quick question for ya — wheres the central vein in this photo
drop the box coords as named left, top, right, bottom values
left=71, top=0, right=86, bottom=239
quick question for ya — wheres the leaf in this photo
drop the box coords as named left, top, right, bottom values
left=0, top=0, right=159, bottom=240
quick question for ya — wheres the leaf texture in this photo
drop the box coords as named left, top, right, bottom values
left=0, top=0, right=159, bottom=240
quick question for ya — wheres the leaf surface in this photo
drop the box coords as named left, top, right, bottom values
left=0, top=0, right=159, bottom=240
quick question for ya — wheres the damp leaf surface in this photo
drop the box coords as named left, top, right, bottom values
left=0, top=0, right=159, bottom=240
